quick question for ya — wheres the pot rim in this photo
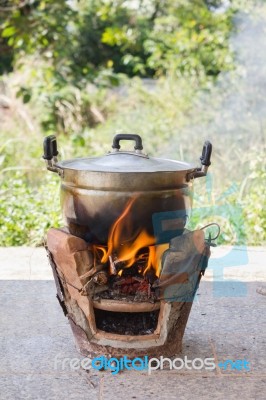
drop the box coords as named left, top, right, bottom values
left=56, top=154, right=198, bottom=174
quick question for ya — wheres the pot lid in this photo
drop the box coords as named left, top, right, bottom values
left=57, top=134, right=197, bottom=173
left=57, top=154, right=196, bottom=173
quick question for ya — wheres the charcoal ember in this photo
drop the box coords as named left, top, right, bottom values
left=120, top=285, right=129, bottom=294
left=93, top=278, right=158, bottom=301
left=113, top=277, right=136, bottom=287
left=134, top=290, right=155, bottom=302
left=136, top=282, right=150, bottom=293
left=92, top=262, right=160, bottom=302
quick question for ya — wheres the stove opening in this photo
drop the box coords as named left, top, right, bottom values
left=94, top=308, right=160, bottom=335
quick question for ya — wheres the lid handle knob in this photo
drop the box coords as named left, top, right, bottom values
left=112, top=134, right=143, bottom=151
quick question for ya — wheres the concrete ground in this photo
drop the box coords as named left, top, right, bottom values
left=0, top=246, right=265, bottom=400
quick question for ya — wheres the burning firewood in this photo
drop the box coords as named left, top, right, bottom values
left=92, top=271, right=108, bottom=285
left=113, top=276, right=142, bottom=287
left=109, top=255, right=118, bottom=275
left=79, top=264, right=106, bottom=281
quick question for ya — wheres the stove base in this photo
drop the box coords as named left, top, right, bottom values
left=46, top=227, right=202, bottom=358
left=68, top=301, right=192, bottom=358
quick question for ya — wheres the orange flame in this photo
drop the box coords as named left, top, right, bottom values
left=94, top=198, right=168, bottom=277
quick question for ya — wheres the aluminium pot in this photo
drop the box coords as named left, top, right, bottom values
left=43, top=134, right=212, bottom=244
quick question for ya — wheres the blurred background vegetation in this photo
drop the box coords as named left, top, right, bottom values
left=0, top=0, right=265, bottom=246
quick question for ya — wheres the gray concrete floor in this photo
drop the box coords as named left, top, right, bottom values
left=0, top=246, right=266, bottom=399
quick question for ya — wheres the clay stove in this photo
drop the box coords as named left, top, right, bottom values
left=46, top=223, right=212, bottom=358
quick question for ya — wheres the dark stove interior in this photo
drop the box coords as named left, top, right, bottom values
left=94, top=308, right=160, bottom=335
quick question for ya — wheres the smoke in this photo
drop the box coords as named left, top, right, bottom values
left=214, top=8, right=266, bottom=143
left=166, top=3, right=266, bottom=184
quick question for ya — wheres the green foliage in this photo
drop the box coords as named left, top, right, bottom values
left=187, top=148, right=266, bottom=246
left=188, top=184, right=248, bottom=246
left=1, top=0, right=234, bottom=80
left=143, top=1, right=234, bottom=79
left=0, top=173, right=62, bottom=246
left=0, top=0, right=235, bottom=132
left=0, top=36, right=13, bottom=74
left=241, top=152, right=266, bottom=244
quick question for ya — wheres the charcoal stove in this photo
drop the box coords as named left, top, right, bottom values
left=43, top=134, right=216, bottom=357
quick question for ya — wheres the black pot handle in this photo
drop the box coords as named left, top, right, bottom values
left=112, top=134, right=143, bottom=151
left=187, top=140, right=212, bottom=180
left=43, top=135, right=58, bottom=160
left=200, top=141, right=212, bottom=167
